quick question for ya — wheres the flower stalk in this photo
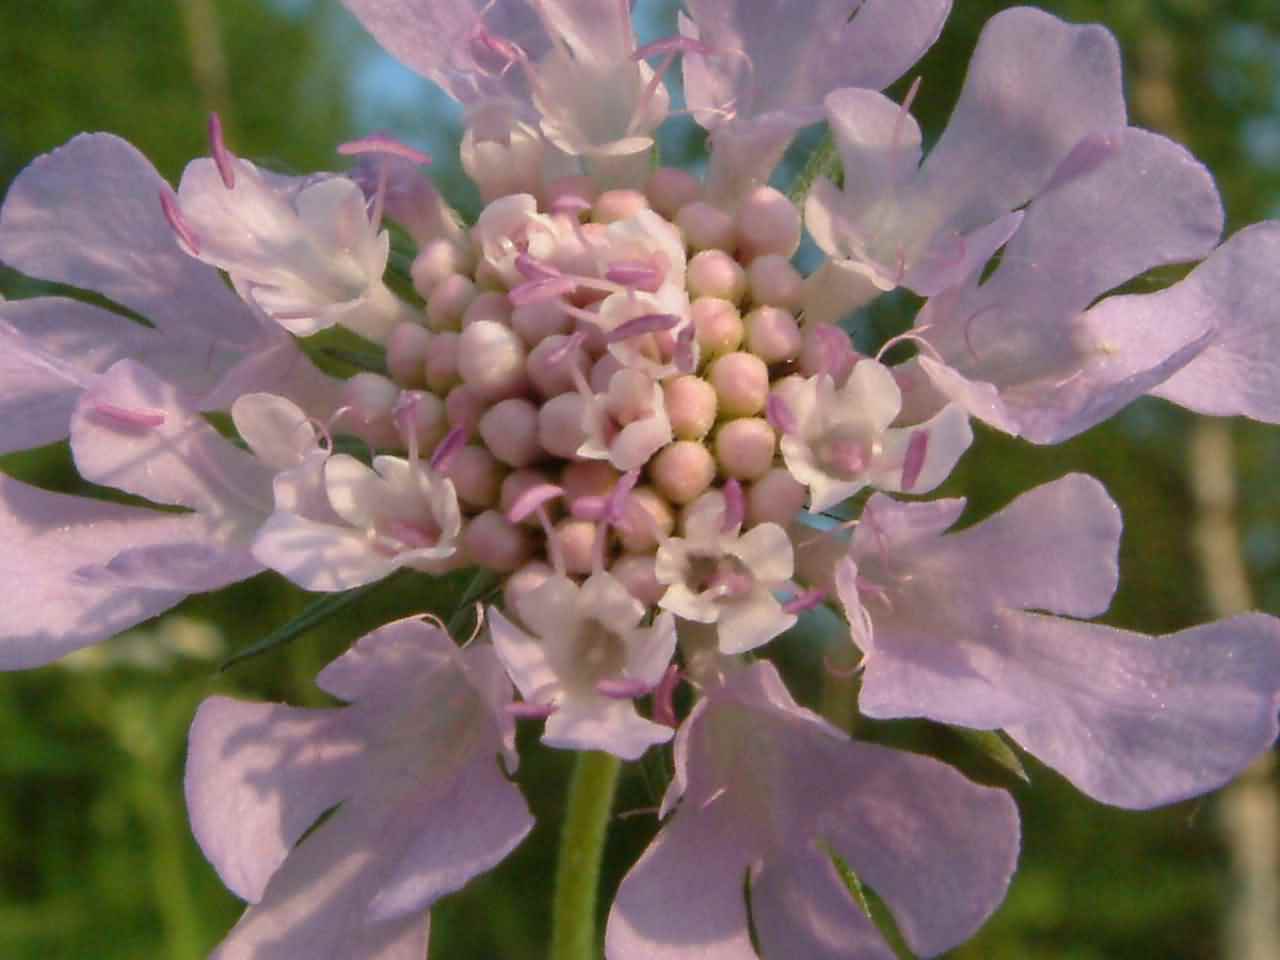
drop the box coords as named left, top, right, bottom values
left=551, top=750, right=623, bottom=960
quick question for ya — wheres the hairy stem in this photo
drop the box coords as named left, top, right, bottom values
left=550, top=750, right=622, bottom=960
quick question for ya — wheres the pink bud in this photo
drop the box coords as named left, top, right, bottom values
left=605, top=368, right=657, bottom=425
left=538, top=392, right=590, bottom=459
left=746, top=254, right=804, bottom=310
left=412, top=238, right=471, bottom=298
left=443, top=444, right=505, bottom=509
left=745, top=305, right=803, bottom=364
left=561, top=460, right=620, bottom=507
left=715, top=417, right=776, bottom=481
left=589, top=352, right=625, bottom=394
left=511, top=299, right=572, bottom=346
left=799, top=322, right=858, bottom=384
left=645, top=167, right=702, bottom=220
left=692, top=297, right=744, bottom=358
left=445, top=383, right=486, bottom=432
left=458, top=320, right=528, bottom=401
left=552, top=518, right=599, bottom=575
left=425, top=331, right=461, bottom=394
left=610, top=553, right=665, bottom=607
left=593, top=189, right=649, bottom=224
left=427, top=273, right=478, bottom=331
left=616, top=485, right=673, bottom=552
left=479, top=397, right=542, bottom=467
left=663, top=375, right=718, bottom=440
left=688, top=250, right=746, bottom=303
left=461, top=290, right=513, bottom=328
left=398, top=390, right=448, bottom=453
left=736, top=186, right=801, bottom=261
left=463, top=510, right=532, bottom=572
left=708, top=351, right=769, bottom=417
left=386, top=322, right=432, bottom=388
left=676, top=201, right=736, bottom=253
left=651, top=441, right=716, bottom=505
left=746, top=467, right=808, bottom=527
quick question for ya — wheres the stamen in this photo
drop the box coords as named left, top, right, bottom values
left=336, top=133, right=431, bottom=166
left=826, top=438, right=870, bottom=476
left=546, top=331, right=587, bottom=368
left=721, top=478, right=745, bottom=532
left=469, top=26, right=524, bottom=76
left=876, top=330, right=943, bottom=364
left=783, top=588, right=826, bottom=615
left=159, top=190, right=200, bottom=254
left=208, top=112, right=236, bottom=189
left=674, top=322, right=698, bottom=374
left=515, top=253, right=562, bottom=282
left=900, top=430, right=928, bottom=491
left=508, top=484, right=565, bottom=524
left=508, top=275, right=579, bottom=306
left=766, top=393, right=797, bottom=434
left=603, top=469, right=641, bottom=527
left=392, top=392, right=421, bottom=462
left=550, top=194, right=592, bottom=217
left=506, top=701, right=558, bottom=719
left=596, top=677, right=651, bottom=700
left=430, top=426, right=467, bottom=471
left=632, top=36, right=714, bottom=61
left=605, top=260, right=664, bottom=291
left=606, top=313, right=680, bottom=344
left=91, top=402, right=167, bottom=429
left=891, top=76, right=922, bottom=154
left=652, top=664, right=681, bottom=728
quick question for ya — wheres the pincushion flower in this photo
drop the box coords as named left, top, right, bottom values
left=1, top=2, right=1280, bottom=958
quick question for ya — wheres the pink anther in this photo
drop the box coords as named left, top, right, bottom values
left=721, top=478, right=745, bottom=532
left=208, top=112, right=236, bottom=189
left=765, top=393, right=797, bottom=434
left=515, top=253, right=562, bottom=282
left=429, top=425, right=467, bottom=471
left=508, top=484, right=565, bottom=524
left=652, top=664, right=681, bottom=728
left=158, top=190, right=200, bottom=254
left=674, top=323, right=698, bottom=374
left=605, top=260, right=663, bottom=291
left=783, top=588, right=826, bottom=616
left=900, top=430, right=928, bottom=491
left=606, top=313, right=680, bottom=344
left=571, top=495, right=607, bottom=522
left=633, top=35, right=713, bottom=61
left=603, top=469, right=640, bottom=526
left=508, top=276, right=579, bottom=306
left=91, top=402, right=167, bottom=429
left=596, top=677, right=651, bottom=700
left=337, top=133, right=431, bottom=166
left=386, top=520, right=439, bottom=550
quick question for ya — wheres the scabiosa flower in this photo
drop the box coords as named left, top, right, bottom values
left=3, top=2, right=1280, bottom=958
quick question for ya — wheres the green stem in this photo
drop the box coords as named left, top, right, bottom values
left=787, top=132, right=840, bottom=206
left=550, top=750, right=622, bottom=960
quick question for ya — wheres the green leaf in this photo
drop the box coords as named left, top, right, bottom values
left=948, top=728, right=1030, bottom=785
left=786, top=131, right=841, bottom=206
left=219, top=575, right=401, bottom=671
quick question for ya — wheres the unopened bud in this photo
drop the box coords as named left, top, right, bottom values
left=676, top=201, right=736, bottom=253
left=611, top=552, right=664, bottom=606
left=461, top=290, right=513, bottom=328
left=386, top=322, right=431, bottom=388
left=593, top=189, right=649, bottom=224
left=458, top=320, right=528, bottom=401
left=736, top=186, right=801, bottom=261
left=663, top=375, right=717, bottom=440
left=745, top=306, right=803, bottom=364
left=688, top=249, right=747, bottom=304
left=746, top=254, right=804, bottom=311
left=645, top=167, right=702, bottom=220
left=425, top=331, right=461, bottom=394
left=538, top=392, right=590, bottom=459
left=427, top=273, right=478, bottom=331
left=708, top=351, right=769, bottom=417
left=511, top=299, right=572, bottom=346
left=443, top=444, right=504, bottom=508
left=692, top=297, right=744, bottom=358
left=715, top=417, right=777, bottom=481
left=479, top=398, right=542, bottom=467
left=651, top=441, right=716, bottom=505
left=463, top=510, right=532, bottom=572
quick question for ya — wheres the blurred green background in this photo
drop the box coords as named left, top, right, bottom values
left=1, top=1, right=1278, bottom=957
